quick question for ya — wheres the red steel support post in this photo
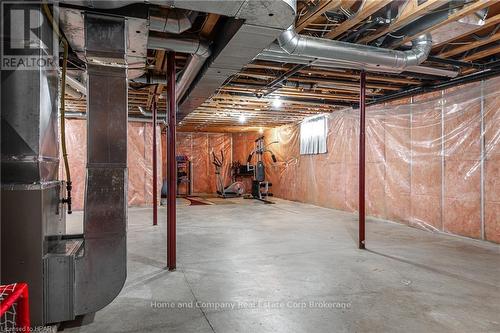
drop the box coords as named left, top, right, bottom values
left=167, top=52, right=177, bottom=270
left=152, top=98, right=158, bottom=226
left=359, top=71, right=366, bottom=249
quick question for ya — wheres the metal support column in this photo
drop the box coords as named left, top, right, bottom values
left=440, top=91, right=445, bottom=231
left=480, top=80, right=485, bottom=240
left=153, top=98, right=158, bottom=226
left=167, top=52, right=177, bottom=270
left=359, top=71, right=366, bottom=249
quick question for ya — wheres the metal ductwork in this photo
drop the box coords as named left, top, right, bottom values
left=74, top=13, right=128, bottom=317
left=65, top=85, right=85, bottom=100
left=137, top=106, right=168, bottom=122
left=149, top=9, right=198, bottom=34
left=170, top=0, right=297, bottom=121
left=134, top=47, right=209, bottom=103
left=257, top=45, right=458, bottom=78
left=1, top=4, right=64, bottom=325
left=147, top=36, right=210, bottom=56
left=147, top=36, right=211, bottom=102
left=61, top=0, right=296, bottom=121
left=65, top=111, right=166, bottom=124
left=176, top=53, right=208, bottom=101
left=65, top=73, right=87, bottom=99
left=60, top=0, right=137, bottom=9
left=276, top=26, right=433, bottom=73
left=71, top=31, right=211, bottom=106
left=66, top=73, right=86, bottom=95
left=257, top=32, right=457, bottom=78
left=59, top=7, right=148, bottom=79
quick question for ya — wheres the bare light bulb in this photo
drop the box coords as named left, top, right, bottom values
left=272, top=96, right=282, bottom=108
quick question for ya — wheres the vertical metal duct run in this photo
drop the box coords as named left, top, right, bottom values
left=1, top=2, right=63, bottom=325
left=74, top=13, right=128, bottom=315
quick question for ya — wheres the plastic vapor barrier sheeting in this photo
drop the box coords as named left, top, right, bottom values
left=128, top=122, right=162, bottom=206
left=60, top=119, right=87, bottom=210
left=61, top=77, right=498, bottom=244
left=63, top=120, right=161, bottom=209
left=262, top=77, right=499, bottom=243
left=176, top=132, right=232, bottom=194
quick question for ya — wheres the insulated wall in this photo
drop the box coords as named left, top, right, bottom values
left=62, top=119, right=87, bottom=211
left=128, top=122, right=162, bottom=206
left=62, top=120, right=161, bottom=209
left=64, top=122, right=232, bottom=209
left=260, top=77, right=499, bottom=243
left=173, top=132, right=232, bottom=194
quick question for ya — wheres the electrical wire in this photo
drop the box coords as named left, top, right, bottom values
left=67, top=58, right=86, bottom=71
left=60, top=43, right=71, bottom=189
left=471, top=25, right=500, bottom=41
left=387, top=32, right=406, bottom=39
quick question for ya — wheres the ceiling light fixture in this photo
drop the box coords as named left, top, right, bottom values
left=238, top=114, right=246, bottom=123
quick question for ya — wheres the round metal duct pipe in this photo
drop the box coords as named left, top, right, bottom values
left=277, top=26, right=432, bottom=72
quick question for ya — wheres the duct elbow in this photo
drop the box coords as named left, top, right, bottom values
left=405, top=33, right=433, bottom=67
left=277, top=26, right=302, bottom=55
left=149, top=10, right=198, bottom=35
left=138, top=106, right=153, bottom=117
left=195, top=40, right=211, bottom=58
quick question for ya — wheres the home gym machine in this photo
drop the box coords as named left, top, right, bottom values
left=212, top=150, right=245, bottom=198
left=246, top=136, right=278, bottom=204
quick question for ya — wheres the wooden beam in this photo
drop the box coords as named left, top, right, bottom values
left=392, top=0, right=496, bottom=47
left=296, top=0, right=342, bottom=32
left=196, top=105, right=324, bottom=115
left=178, top=126, right=270, bottom=133
left=200, top=13, right=219, bottom=38
left=358, top=0, right=444, bottom=44
left=236, top=69, right=404, bottom=91
left=145, top=85, right=156, bottom=110
left=323, top=0, right=392, bottom=39
left=220, top=87, right=360, bottom=101
left=192, top=110, right=321, bottom=119
left=153, top=84, right=165, bottom=110
left=209, top=93, right=340, bottom=108
left=154, top=50, right=165, bottom=73
left=246, top=62, right=420, bottom=84
left=462, top=44, right=500, bottom=61
left=439, top=31, right=500, bottom=58
left=432, top=12, right=500, bottom=50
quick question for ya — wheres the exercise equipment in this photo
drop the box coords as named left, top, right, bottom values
left=212, top=150, right=245, bottom=198
left=176, top=155, right=192, bottom=197
left=246, top=136, right=278, bottom=204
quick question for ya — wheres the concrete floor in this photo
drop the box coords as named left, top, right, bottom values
left=62, top=198, right=500, bottom=333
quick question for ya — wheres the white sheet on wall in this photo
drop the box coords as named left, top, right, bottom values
left=300, top=115, right=327, bottom=155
